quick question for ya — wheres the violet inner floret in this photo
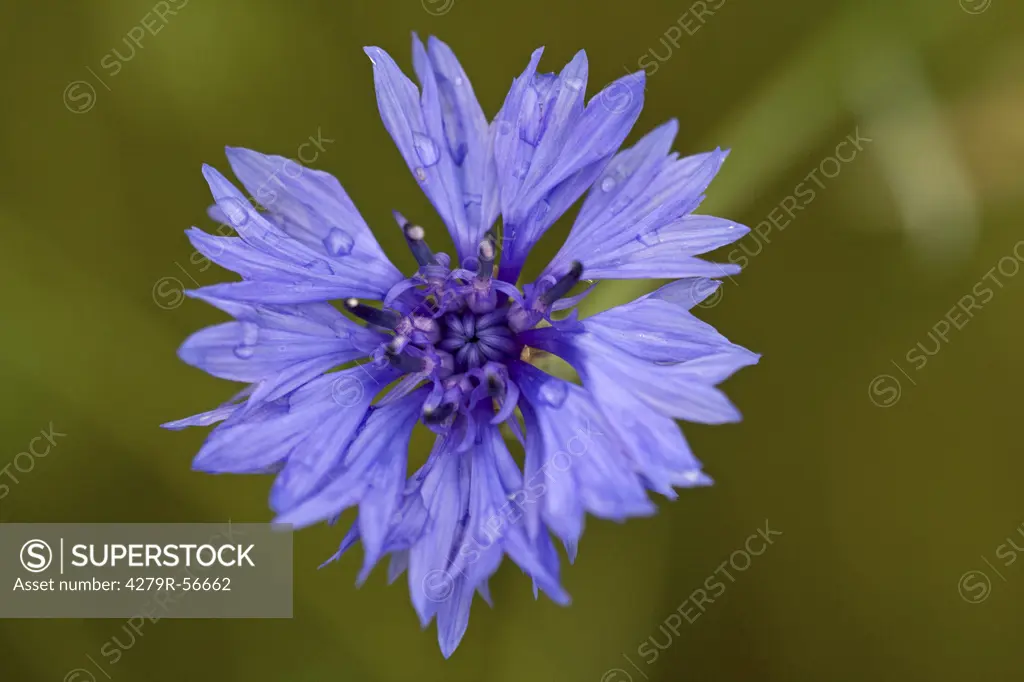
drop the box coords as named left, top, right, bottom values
left=349, top=215, right=584, bottom=433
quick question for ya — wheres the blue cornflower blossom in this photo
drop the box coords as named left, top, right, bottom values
left=165, top=36, right=758, bottom=656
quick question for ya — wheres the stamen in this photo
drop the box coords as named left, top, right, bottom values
left=410, top=315, right=442, bottom=345
left=394, top=210, right=435, bottom=266
left=344, top=298, right=401, bottom=329
left=486, top=373, right=503, bottom=397
left=538, top=261, right=584, bottom=307
left=422, top=402, right=455, bottom=424
left=384, top=342, right=426, bottom=373
left=476, top=237, right=495, bottom=279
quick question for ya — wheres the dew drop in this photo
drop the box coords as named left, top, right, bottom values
left=564, top=76, right=584, bottom=91
left=415, top=167, right=427, bottom=182
left=538, top=380, right=568, bottom=408
left=223, top=201, right=247, bottom=226
left=323, top=228, right=354, bottom=257
left=233, top=344, right=255, bottom=359
left=454, top=76, right=465, bottom=86
left=600, top=176, right=616, bottom=192
left=305, top=259, right=334, bottom=275
left=240, top=322, right=259, bottom=346
left=635, top=229, right=660, bottom=247
left=512, top=162, right=530, bottom=180
left=413, top=133, right=440, bottom=166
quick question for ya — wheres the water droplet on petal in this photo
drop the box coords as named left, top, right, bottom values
left=538, top=380, right=568, bottom=408
left=454, top=76, right=465, bottom=86
left=600, top=177, right=616, bottom=192
left=415, top=167, right=427, bottom=182
left=305, top=259, right=334, bottom=275
left=240, top=322, right=259, bottom=346
left=564, top=77, right=584, bottom=91
left=224, top=202, right=247, bottom=226
left=413, top=133, right=440, bottom=166
left=512, top=162, right=530, bottom=179
left=635, top=229, right=660, bottom=247
left=233, top=344, right=255, bottom=359
left=323, top=228, right=354, bottom=257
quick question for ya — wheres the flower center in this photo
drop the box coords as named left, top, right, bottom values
left=438, top=310, right=520, bottom=373
left=341, top=213, right=585, bottom=430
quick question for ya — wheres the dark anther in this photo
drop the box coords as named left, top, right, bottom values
left=476, top=237, right=496, bottom=279
left=384, top=342, right=426, bottom=373
left=538, top=261, right=584, bottom=306
left=394, top=210, right=436, bottom=266
left=422, top=402, right=456, bottom=424
left=344, top=298, right=402, bottom=329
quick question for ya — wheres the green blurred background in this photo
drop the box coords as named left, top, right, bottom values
left=2, top=0, right=1023, bottom=679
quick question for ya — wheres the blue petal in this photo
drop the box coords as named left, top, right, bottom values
left=526, top=324, right=759, bottom=424
left=493, top=55, right=646, bottom=281
left=177, top=316, right=357, bottom=383
left=415, top=36, right=498, bottom=258
left=571, top=120, right=678, bottom=232
left=408, top=433, right=468, bottom=626
left=545, top=136, right=747, bottom=280
left=273, top=386, right=426, bottom=528
left=366, top=43, right=485, bottom=262
left=525, top=278, right=735, bottom=363
left=436, top=576, right=475, bottom=658
left=185, top=228, right=310, bottom=282
left=583, top=368, right=712, bottom=498
left=198, top=164, right=402, bottom=301
left=519, top=287, right=757, bottom=494
left=177, top=297, right=381, bottom=405
left=267, top=365, right=401, bottom=514
left=511, top=362, right=655, bottom=548
left=162, top=388, right=251, bottom=430
left=190, top=399, right=296, bottom=474
left=399, top=421, right=570, bottom=657
left=189, top=293, right=379, bottom=345
left=449, top=422, right=569, bottom=603
left=222, top=147, right=400, bottom=282
left=493, top=50, right=587, bottom=220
